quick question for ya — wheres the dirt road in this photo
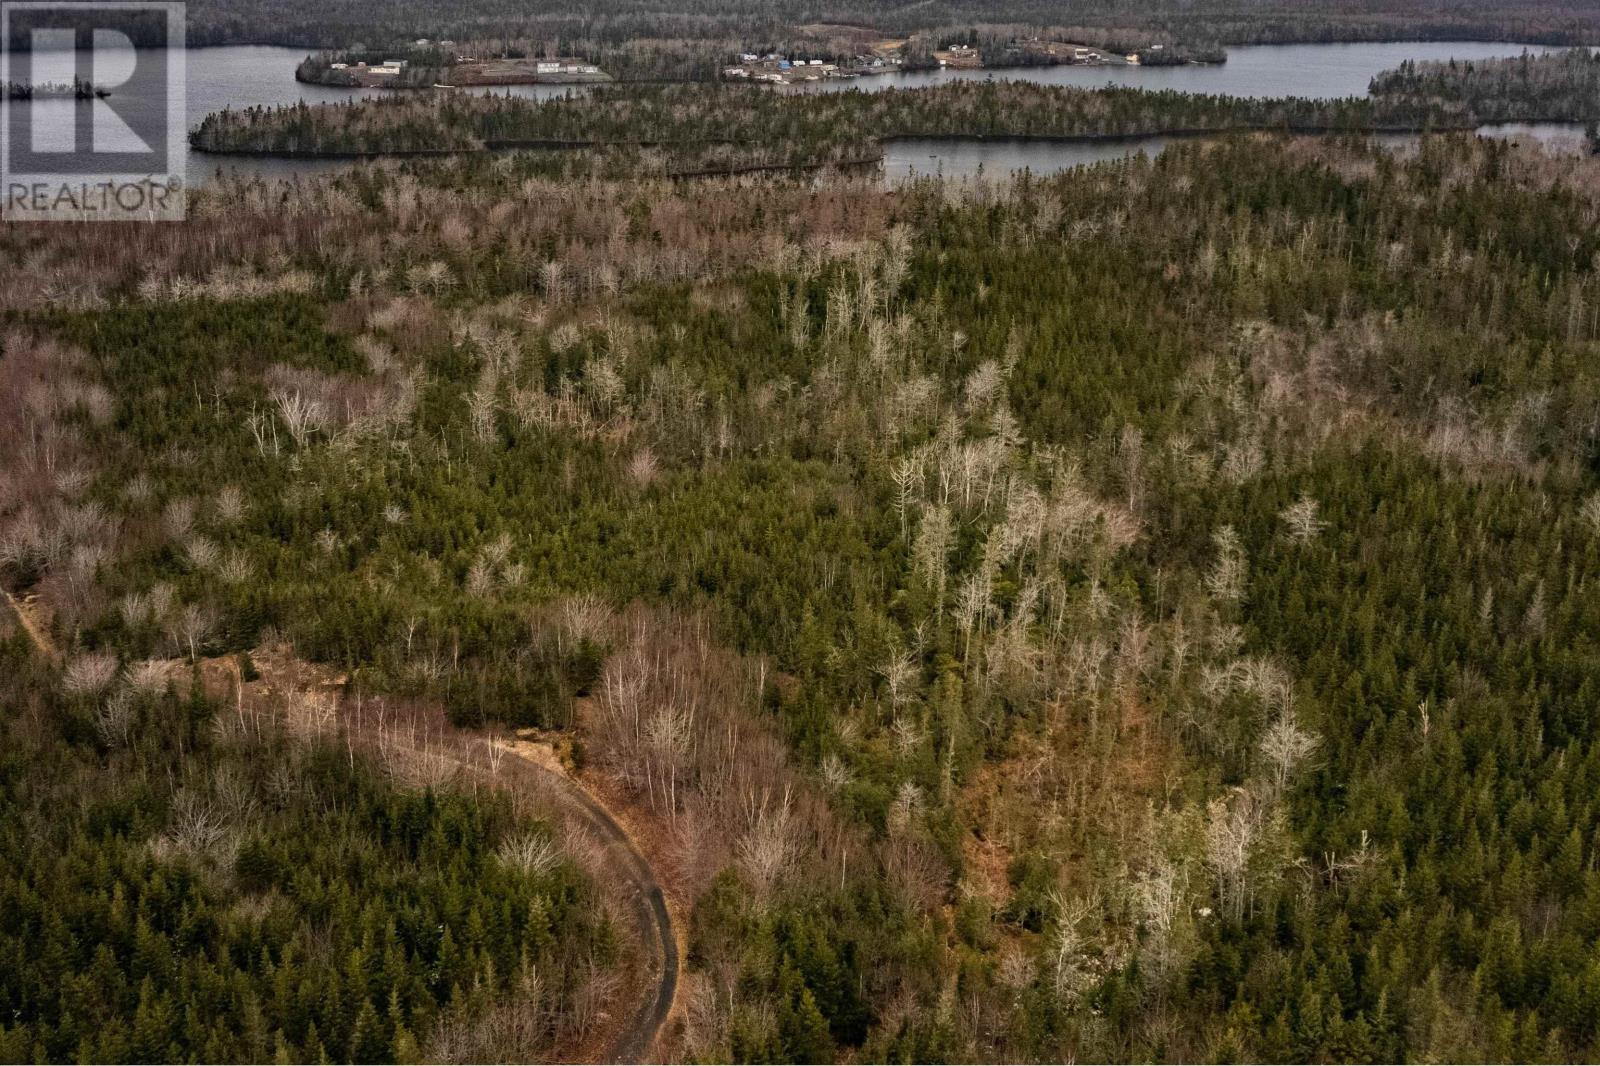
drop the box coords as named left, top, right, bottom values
left=1, top=586, right=55, bottom=660
left=500, top=742, right=679, bottom=1063
left=550, top=765, right=676, bottom=1062
left=0, top=611, right=677, bottom=1063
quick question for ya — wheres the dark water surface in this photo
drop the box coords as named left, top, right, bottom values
left=1, top=42, right=1581, bottom=189
left=883, top=123, right=1591, bottom=183
left=6, top=45, right=588, bottom=186
left=798, top=41, right=1564, bottom=99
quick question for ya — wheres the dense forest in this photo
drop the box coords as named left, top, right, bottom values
left=189, top=80, right=1477, bottom=157
left=1371, top=47, right=1600, bottom=124
left=13, top=25, right=1600, bottom=1055
left=0, top=639, right=616, bottom=1062
left=6, top=0, right=1600, bottom=50
left=295, top=38, right=741, bottom=86
left=287, top=27, right=1228, bottom=90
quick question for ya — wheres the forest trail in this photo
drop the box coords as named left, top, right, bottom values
left=502, top=736, right=680, bottom=1064
left=1, top=586, right=56, bottom=661
left=44, top=633, right=679, bottom=1063
left=266, top=685, right=680, bottom=1061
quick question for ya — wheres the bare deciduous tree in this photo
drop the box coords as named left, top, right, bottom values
left=1581, top=492, right=1600, bottom=533
left=819, top=752, right=852, bottom=792
left=1132, top=855, right=1189, bottom=978
left=213, top=485, right=246, bottom=526
left=161, top=498, right=196, bottom=542
left=736, top=787, right=795, bottom=902
left=1259, top=711, right=1320, bottom=792
left=167, top=602, right=218, bottom=661
left=626, top=446, right=659, bottom=487
left=271, top=388, right=330, bottom=448
left=496, top=832, right=564, bottom=877
left=156, top=791, right=235, bottom=865
left=963, top=358, right=1003, bottom=411
left=466, top=560, right=496, bottom=597
left=1205, top=524, right=1248, bottom=603
left=559, top=593, right=614, bottom=648
left=94, top=690, right=136, bottom=748
left=62, top=650, right=119, bottom=695
left=879, top=649, right=919, bottom=715
left=184, top=534, right=221, bottom=573
left=1046, top=892, right=1100, bottom=1003
left=1280, top=492, right=1327, bottom=544
left=1204, top=789, right=1260, bottom=921
left=891, top=455, right=921, bottom=537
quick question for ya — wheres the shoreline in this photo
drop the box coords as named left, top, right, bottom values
left=191, top=123, right=1494, bottom=161
left=5, top=34, right=1590, bottom=51
left=293, top=69, right=615, bottom=91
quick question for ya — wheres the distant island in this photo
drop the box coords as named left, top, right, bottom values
left=292, top=30, right=1225, bottom=91
left=716, top=39, right=1223, bottom=85
left=297, top=42, right=613, bottom=89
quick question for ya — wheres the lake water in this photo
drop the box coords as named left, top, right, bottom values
left=5, top=45, right=591, bottom=186
left=0, top=41, right=1583, bottom=188
left=882, top=135, right=1178, bottom=183
left=803, top=40, right=1565, bottom=99
left=883, top=123, right=1592, bottom=184
left=1472, top=122, right=1591, bottom=154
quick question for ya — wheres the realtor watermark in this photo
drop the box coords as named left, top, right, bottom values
left=1, top=1, right=185, bottom=221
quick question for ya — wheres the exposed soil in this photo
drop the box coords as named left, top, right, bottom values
left=1, top=586, right=56, bottom=661
left=144, top=646, right=680, bottom=1065
left=506, top=733, right=681, bottom=1064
